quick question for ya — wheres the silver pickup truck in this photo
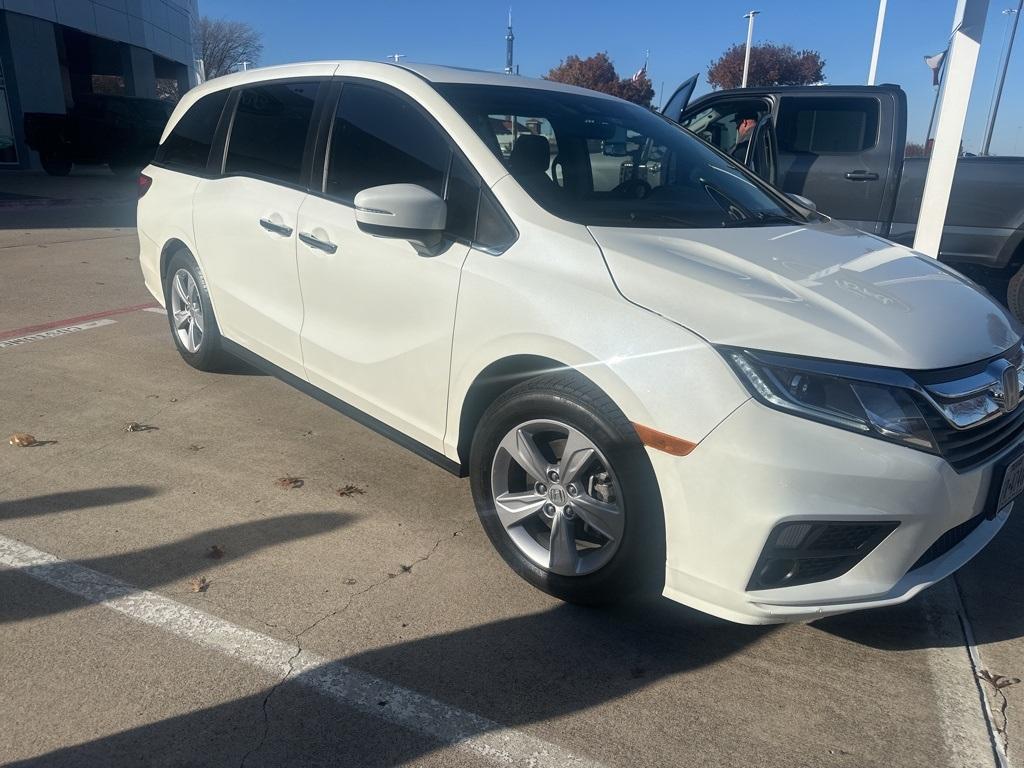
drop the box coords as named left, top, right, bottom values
left=662, top=78, right=1024, bottom=319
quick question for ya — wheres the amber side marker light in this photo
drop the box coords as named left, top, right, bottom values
left=632, top=423, right=697, bottom=456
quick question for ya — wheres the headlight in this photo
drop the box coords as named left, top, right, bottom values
left=721, top=348, right=938, bottom=453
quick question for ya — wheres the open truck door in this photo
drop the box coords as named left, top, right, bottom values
left=660, top=74, right=698, bottom=124
left=675, top=85, right=907, bottom=237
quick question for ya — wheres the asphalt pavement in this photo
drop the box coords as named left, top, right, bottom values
left=0, top=170, right=1020, bottom=767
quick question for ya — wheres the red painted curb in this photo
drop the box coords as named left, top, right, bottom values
left=0, top=302, right=160, bottom=341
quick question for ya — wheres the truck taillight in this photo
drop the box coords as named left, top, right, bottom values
left=138, top=173, right=153, bottom=199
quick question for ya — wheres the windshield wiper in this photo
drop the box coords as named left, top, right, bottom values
left=720, top=212, right=801, bottom=228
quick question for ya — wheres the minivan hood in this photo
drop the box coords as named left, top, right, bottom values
left=589, top=220, right=1020, bottom=370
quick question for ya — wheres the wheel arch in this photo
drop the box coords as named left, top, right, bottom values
left=453, top=352, right=647, bottom=470
left=159, top=237, right=192, bottom=283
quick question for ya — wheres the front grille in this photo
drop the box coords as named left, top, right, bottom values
left=921, top=396, right=1024, bottom=472
left=909, top=513, right=985, bottom=572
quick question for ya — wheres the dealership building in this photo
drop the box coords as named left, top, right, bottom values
left=0, top=0, right=198, bottom=170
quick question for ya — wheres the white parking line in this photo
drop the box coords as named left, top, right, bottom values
left=0, top=318, right=117, bottom=350
left=142, top=307, right=167, bottom=314
left=0, top=535, right=601, bottom=768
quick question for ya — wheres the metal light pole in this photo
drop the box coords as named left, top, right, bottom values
left=868, top=0, right=888, bottom=84
left=741, top=11, right=760, bottom=88
left=914, top=0, right=990, bottom=258
left=981, top=1, right=1022, bottom=155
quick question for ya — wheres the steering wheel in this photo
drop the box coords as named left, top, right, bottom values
left=612, top=178, right=652, bottom=199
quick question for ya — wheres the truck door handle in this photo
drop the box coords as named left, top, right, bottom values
left=298, top=231, right=338, bottom=254
left=259, top=217, right=293, bottom=236
left=844, top=170, right=879, bottom=181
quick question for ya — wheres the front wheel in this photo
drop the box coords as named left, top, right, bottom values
left=469, top=372, right=664, bottom=605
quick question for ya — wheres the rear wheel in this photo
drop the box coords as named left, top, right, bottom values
left=469, top=372, right=664, bottom=604
left=162, top=250, right=229, bottom=372
left=40, top=151, right=72, bottom=176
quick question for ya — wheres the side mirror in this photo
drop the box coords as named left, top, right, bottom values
left=786, top=192, right=817, bottom=213
left=354, top=184, right=447, bottom=251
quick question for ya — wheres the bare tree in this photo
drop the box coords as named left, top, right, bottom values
left=197, top=17, right=263, bottom=80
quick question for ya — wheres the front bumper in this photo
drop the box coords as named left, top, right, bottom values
left=655, top=399, right=1013, bottom=624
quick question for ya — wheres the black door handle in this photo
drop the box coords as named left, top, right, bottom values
left=298, top=231, right=338, bottom=254
left=844, top=170, right=879, bottom=181
left=259, top=217, right=293, bottom=236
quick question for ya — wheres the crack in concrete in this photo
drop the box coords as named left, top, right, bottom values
left=978, top=669, right=1019, bottom=760
left=237, top=522, right=471, bottom=767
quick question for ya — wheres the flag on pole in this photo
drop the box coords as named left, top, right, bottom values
left=924, top=50, right=946, bottom=86
left=631, top=63, right=647, bottom=82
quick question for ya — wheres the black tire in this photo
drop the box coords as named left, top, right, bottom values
left=1007, top=264, right=1024, bottom=323
left=162, top=250, right=229, bottom=372
left=40, top=152, right=72, bottom=176
left=109, top=159, right=142, bottom=177
left=469, top=371, right=665, bottom=605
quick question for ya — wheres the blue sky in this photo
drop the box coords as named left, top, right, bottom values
left=201, top=0, right=1024, bottom=155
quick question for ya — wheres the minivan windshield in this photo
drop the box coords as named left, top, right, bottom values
left=437, top=83, right=802, bottom=229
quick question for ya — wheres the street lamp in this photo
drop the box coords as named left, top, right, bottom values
left=741, top=10, right=760, bottom=88
left=868, top=0, right=888, bottom=85
left=981, top=2, right=1022, bottom=155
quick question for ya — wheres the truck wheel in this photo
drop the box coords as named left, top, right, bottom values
left=1008, top=265, right=1024, bottom=323
left=469, top=371, right=665, bottom=605
left=40, top=152, right=72, bottom=176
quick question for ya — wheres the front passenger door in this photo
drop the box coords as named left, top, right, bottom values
left=295, top=82, right=477, bottom=451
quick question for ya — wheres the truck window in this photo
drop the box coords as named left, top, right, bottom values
left=156, top=89, right=229, bottom=172
left=224, top=81, right=319, bottom=186
left=679, top=100, right=768, bottom=160
left=777, top=97, right=879, bottom=154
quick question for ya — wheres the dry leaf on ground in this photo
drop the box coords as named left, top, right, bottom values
left=275, top=476, right=304, bottom=490
left=336, top=484, right=365, bottom=497
left=189, top=576, right=210, bottom=593
left=124, top=422, right=157, bottom=433
left=206, top=545, right=224, bottom=559
left=8, top=433, right=36, bottom=447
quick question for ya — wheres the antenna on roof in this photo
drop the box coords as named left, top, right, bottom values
left=505, top=8, right=515, bottom=75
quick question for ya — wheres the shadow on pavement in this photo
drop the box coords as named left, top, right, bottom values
left=0, top=508, right=353, bottom=625
left=0, top=486, right=158, bottom=521
left=5, top=599, right=772, bottom=767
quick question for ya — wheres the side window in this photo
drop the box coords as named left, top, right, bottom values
left=327, top=83, right=480, bottom=241
left=445, top=154, right=480, bottom=241
left=224, top=81, right=319, bottom=185
left=474, top=188, right=517, bottom=253
left=156, top=88, right=229, bottom=172
left=679, top=100, right=767, bottom=159
left=777, top=97, right=879, bottom=154
left=327, top=83, right=449, bottom=201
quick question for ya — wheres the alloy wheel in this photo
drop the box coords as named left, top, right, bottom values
left=490, top=419, right=625, bottom=576
left=170, top=268, right=205, bottom=353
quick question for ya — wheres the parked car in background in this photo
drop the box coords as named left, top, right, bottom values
left=24, top=94, right=172, bottom=176
left=663, top=80, right=1024, bottom=319
left=139, top=61, right=1018, bottom=624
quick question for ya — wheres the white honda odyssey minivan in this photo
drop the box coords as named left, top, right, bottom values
left=138, top=61, right=1021, bottom=624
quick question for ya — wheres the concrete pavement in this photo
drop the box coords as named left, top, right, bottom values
left=0, top=174, right=1019, bottom=767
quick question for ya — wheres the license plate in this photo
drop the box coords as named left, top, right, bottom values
left=997, top=452, right=1024, bottom=511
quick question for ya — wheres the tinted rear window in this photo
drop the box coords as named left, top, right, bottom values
left=777, top=97, right=879, bottom=154
left=156, top=89, right=229, bottom=172
left=225, top=81, right=319, bottom=186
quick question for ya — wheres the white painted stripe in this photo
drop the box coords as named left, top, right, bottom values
left=143, top=307, right=167, bottom=314
left=0, top=535, right=601, bottom=768
left=0, top=318, right=117, bottom=350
